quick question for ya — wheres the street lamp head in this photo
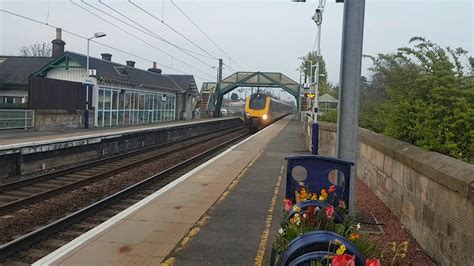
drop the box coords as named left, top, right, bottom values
left=94, top=32, right=107, bottom=38
left=312, top=8, right=323, bottom=25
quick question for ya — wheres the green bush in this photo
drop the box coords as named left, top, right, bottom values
left=319, top=109, right=338, bottom=123
left=361, top=37, right=474, bottom=163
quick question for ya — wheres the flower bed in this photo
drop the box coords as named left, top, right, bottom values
left=273, top=155, right=411, bottom=266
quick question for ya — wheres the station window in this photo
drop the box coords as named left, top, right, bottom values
left=97, top=87, right=176, bottom=127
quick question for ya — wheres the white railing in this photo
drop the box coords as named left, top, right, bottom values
left=0, top=109, right=35, bottom=130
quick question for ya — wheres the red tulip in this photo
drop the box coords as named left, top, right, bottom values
left=332, top=254, right=355, bottom=266
left=284, top=198, right=292, bottom=211
left=329, top=185, right=336, bottom=193
left=326, top=205, right=335, bottom=219
left=366, top=259, right=381, bottom=266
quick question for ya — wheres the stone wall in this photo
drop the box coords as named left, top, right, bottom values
left=35, top=109, right=94, bottom=131
left=304, top=118, right=474, bottom=265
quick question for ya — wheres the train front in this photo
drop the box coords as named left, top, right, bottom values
left=245, top=93, right=270, bottom=131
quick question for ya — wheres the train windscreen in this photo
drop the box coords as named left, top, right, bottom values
left=249, top=94, right=266, bottom=110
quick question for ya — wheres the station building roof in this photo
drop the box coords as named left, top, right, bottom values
left=34, top=51, right=198, bottom=94
left=0, top=56, right=53, bottom=88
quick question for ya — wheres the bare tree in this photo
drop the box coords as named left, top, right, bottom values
left=18, top=42, right=52, bottom=56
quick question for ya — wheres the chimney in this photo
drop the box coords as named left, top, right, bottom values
left=148, top=61, right=162, bottom=74
left=51, top=28, right=66, bottom=57
left=126, top=60, right=135, bottom=67
left=101, top=53, right=112, bottom=61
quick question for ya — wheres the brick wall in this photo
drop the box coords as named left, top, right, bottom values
left=304, top=118, right=474, bottom=265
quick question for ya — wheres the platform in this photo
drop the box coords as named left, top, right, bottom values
left=34, top=116, right=306, bottom=265
left=0, top=117, right=234, bottom=150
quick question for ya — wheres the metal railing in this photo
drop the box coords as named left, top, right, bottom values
left=0, top=109, right=35, bottom=130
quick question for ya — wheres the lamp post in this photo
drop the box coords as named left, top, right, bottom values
left=85, top=32, right=106, bottom=128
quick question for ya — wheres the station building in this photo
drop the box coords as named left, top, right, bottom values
left=0, top=56, right=52, bottom=108
left=0, top=28, right=199, bottom=130
left=34, top=51, right=198, bottom=127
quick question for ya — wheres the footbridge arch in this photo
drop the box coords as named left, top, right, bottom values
left=213, top=71, right=301, bottom=116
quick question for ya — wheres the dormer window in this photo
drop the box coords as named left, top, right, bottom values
left=114, top=66, right=128, bottom=76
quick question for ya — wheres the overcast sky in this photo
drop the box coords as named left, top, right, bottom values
left=1, top=0, right=472, bottom=100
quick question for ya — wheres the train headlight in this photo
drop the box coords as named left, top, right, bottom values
left=246, top=112, right=250, bottom=117
left=262, top=114, right=268, bottom=120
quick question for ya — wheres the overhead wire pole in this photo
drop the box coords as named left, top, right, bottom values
left=214, top=58, right=224, bottom=117
left=336, top=0, right=366, bottom=214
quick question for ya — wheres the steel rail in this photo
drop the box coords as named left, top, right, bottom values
left=0, top=131, right=249, bottom=260
left=0, top=126, right=246, bottom=215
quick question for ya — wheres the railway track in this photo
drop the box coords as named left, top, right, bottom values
left=0, top=125, right=244, bottom=215
left=0, top=126, right=250, bottom=263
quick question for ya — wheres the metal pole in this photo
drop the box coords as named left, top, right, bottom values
left=314, top=23, right=321, bottom=121
left=336, top=0, right=366, bottom=214
left=85, top=38, right=90, bottom=129
left=214, top=58, right=223, bottom=117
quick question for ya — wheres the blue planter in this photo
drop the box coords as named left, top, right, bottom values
left=278, top=231, right=366, bottom=266
left=285, top=155, right=354, bottom=207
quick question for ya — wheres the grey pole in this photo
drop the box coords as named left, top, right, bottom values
left=336, top=0, right=366, bottom=214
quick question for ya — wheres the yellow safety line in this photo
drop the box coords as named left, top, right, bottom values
left=254, top=163, right=285, bottom=265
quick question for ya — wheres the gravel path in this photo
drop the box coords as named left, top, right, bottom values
left=355, top=180, right=436, bottom=265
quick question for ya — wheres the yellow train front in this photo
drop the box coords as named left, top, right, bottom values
left=244, top=93, right=293, bottom=131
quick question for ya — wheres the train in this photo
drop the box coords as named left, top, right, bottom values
left=244, top=93, right=294, bottom=131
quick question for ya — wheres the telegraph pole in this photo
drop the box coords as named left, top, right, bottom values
left=336, top=0, right=366, bottom=213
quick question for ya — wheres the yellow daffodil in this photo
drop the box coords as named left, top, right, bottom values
left=348, top=232, right=360, bottom=240
left=310, top=193, right=318, bottom=200
left=336, top=244, right=346, bottom=255
left=319, top=193, right=328, bottom=201
left=292, top=205, right=301, bottom=212
left=295, top=187, right=310, bottom=203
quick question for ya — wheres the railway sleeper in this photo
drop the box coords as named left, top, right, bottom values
left=0, top=195, right=22, bottom=203
left=53, top=177, right=80, bottom=183
left=36, top=239, right=69, bottom=250
left=58, top=229, right=85, bottom=239
left=92, top=166, right=120, bottom=172
left=17, top=248, right=50, bottom=261
left=68, top=223, right=97, bottom=232
left=77, top=169, right=106, bottom=175
left=43, top=180, right=73, bottom=186
left=96, top=208, right=122, bottom=217
left=29, top=183, right=61, bottom=189
left=82, top=216, right=109, bottom=225
left=0, top=190, right=34, bottom=198
left=120, top=198, right=141, bottom=205
left=16, top=187, right=46, bottom=194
